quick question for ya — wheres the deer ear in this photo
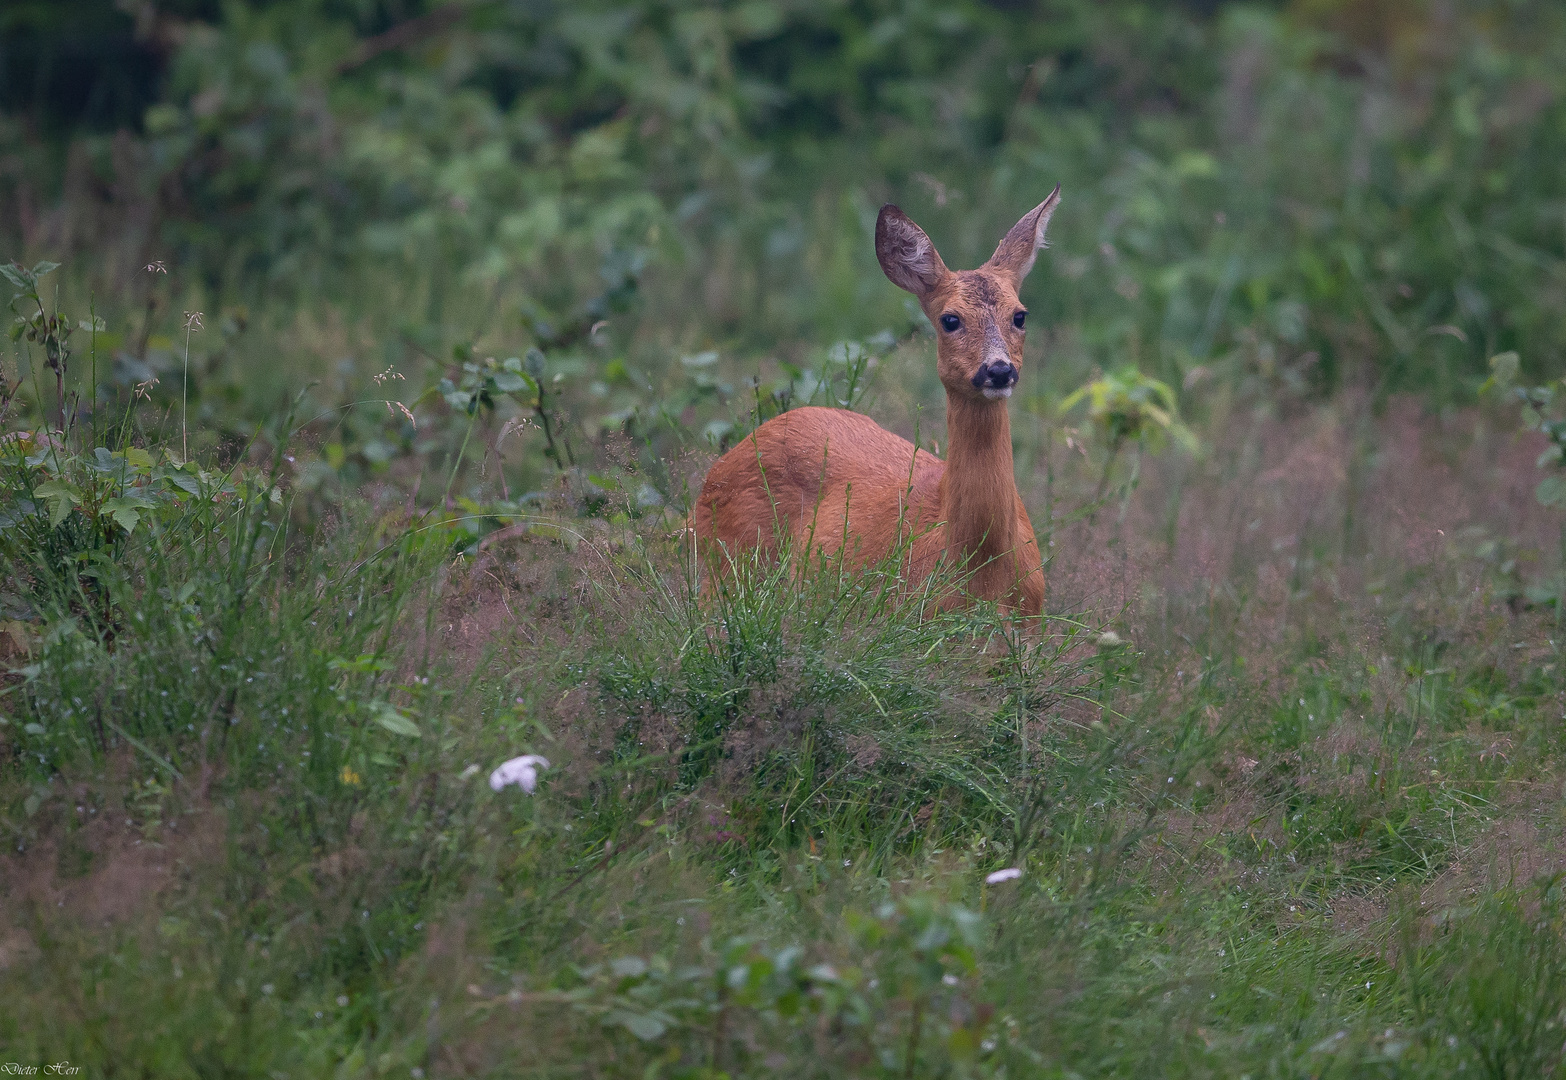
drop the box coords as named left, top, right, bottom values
left=876, top=205, right=948, bottom=298
left=986, top=186, right=1061, bottom=286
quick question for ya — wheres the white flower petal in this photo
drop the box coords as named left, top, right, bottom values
left=489, top=754, right=551, bottom=793
left=985, top=867, right=1023, bottom=884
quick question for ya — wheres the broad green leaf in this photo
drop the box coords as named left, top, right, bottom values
left=610, top=956, right=648, bottom=978
left=166, top=471, right=203, bottom=496
left=1536, top=475, right=1566, bottom=507
left=33, top=479, right=79, bottom=500
left=611, top=1010, right=666, bottom=1041
left=105, top=503, right=141, bottom=533
left=371, top=703, right=421, bottom=737
left=0, top=499, right=38, bottom=529
left=34, top=480, right=81, bottom=527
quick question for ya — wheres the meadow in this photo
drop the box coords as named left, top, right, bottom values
left=4, top=0, right=1566, bottom=1076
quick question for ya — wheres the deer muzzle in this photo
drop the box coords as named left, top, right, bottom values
left=974, top=360, right=1018, bottom=399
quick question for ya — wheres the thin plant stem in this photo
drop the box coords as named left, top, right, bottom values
left=181, top=313, right=201, bottom=460
left=89, top=294, right=98, bottom=448
left=444, top=410, right=479, bottom=505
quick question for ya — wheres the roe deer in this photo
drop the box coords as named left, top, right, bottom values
left=692, top=188, right=1061, bottom=619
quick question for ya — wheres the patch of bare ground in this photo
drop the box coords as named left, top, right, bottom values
left=0, top=752, right=228, bottom=970
left=428, top=517, right=660, bottom=681
left=1325, top=892, right=1390, bottom=938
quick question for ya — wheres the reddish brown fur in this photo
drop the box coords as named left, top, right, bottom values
left=692, top=190, right=1062, bottom=619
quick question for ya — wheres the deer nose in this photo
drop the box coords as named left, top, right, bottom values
left=976, top=360, right=1017, bottom=389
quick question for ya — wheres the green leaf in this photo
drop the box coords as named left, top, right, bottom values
left=371, top=702, right=421, bottom=737
left=610, top=956, right=648, bottom=978
left=0, top=498, right=39, bottom=529
left=34, top=479, right=81, bottom=527
left=107, top=504, right=141, bottom=533
left=166, top=471, right=203, bottom=496
left=611, top=1011, right=666, bottom=1041
left=33, top=479, right=79, bottom=500
left=102, top=495, right=155, bottom=534
left=1536, top=475, right=1566, bottom=508
left=1480, top=351, right=1522, bottom=396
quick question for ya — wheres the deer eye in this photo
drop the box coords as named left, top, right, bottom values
left=1013, top=310, right=1027, bottom=329
left=940, top=314, right=961, bottom=332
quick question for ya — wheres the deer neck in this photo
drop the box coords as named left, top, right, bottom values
left=939, top=393, right=1019, bottom=567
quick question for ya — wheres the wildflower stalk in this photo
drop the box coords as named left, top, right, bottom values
left=182, top=310, right=203, bottom=460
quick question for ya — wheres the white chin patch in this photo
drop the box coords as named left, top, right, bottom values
left=981, top=386, right=1013, bottom=400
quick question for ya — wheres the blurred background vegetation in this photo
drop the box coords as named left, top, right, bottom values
left=5, top=0, right=1566, bottom=509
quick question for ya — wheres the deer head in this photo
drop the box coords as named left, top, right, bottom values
left=876, top=187, right=1061, bottom=403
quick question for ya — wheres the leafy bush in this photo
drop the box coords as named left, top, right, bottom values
left=556, top=892, right=995, bottom=1078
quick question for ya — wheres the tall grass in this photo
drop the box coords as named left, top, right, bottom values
left=6, top=366, right=1564, bottom=1076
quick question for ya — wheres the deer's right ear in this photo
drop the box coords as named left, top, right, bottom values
left=876, top=205, right=948, bottom=298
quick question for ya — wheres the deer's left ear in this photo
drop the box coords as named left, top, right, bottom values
left=986, top=185, right=1061, bottom=287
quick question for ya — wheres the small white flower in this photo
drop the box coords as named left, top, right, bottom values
left=489, top=755, right=550, bottom=793
left=942, top=973, right=960, bottom=986
left=1097, top=630, right=1123, bottom=647
left=985, top=867, right=1023, bottom=884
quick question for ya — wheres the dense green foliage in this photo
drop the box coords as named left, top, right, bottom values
left=6, top=0, right=1566, bottom=491
left=6, top=1, right=1566, bottom=1077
